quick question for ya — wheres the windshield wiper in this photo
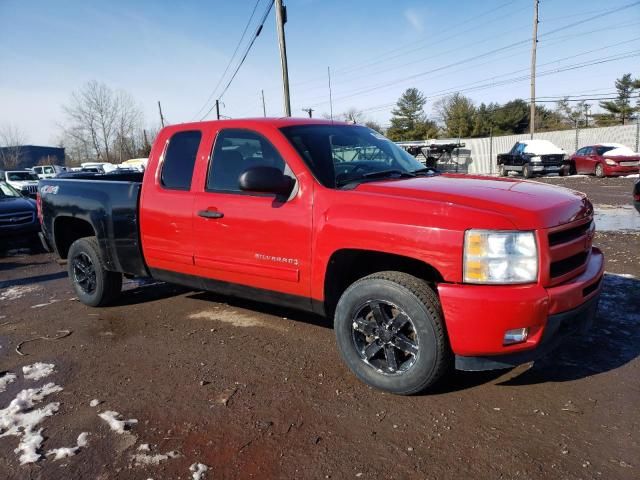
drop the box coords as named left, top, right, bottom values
left=411, top=167, right=439, bottom=176
left=361, top=169, right=416, bottom=179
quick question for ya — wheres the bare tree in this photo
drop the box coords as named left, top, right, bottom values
left=0, top=123, right=27, bottom=169
left=60, top=81, right=144, bottom=163
left=341, top=107, right=366, bottom=124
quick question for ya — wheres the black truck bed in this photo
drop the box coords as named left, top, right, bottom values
left=39, top=177, right=148, bottom=277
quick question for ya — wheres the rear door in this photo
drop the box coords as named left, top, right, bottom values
left=192, top=127, right=313, bottom=302
left=140, top=129, right=203, bottom=273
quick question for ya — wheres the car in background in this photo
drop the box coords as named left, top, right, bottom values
left=634, top=179, right=640, bottom=214
left=32, top=164, right=68, bottom=179
left=570, top=143, right=640, bottom=177
left=1, top=170, right=39, bottom=197
left=81, top=162, right=117, bottom=173
left=497, top=140, right=567, bottom=178
left=0, top=181, right=40, bottom=250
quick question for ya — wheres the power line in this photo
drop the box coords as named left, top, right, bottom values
left=192, top=0, right=263, bottom=120
left=200, top=0, right=275, bottom=120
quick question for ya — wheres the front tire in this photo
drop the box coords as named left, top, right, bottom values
left=498, top=164, right=507, bottom=177
left=595, top=163, right=605, bottom=178
left=334, top=271, right=450, bottom=395
left=522, top=164, right=533, bottom=178
left=68, top=236, right=122, bottom=307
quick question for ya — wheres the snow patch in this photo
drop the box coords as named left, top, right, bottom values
left=131, top=450, right=180, bottom=466
left=0, top=285, right=41, bottom=301
left=22, top=363, right=55, bottom=381
left=46, top=432, right=89, bottom=460
left=99, top=410, right=138, bottom=434
left=521, top=140, right=565, bottom=155
left=601, top=145, right=637, bottom=157
left=89, top=399, right=101, bottom=407
left=190, top=463, right=209, bottom=480
left=137, top=443, right=151, bottom=451
left=0, top=383, right=63, bottom=464
left=0, top=373, right=17, bottom=393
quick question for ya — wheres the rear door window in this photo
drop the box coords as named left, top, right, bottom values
left=161, top=130, right=202, bottom=190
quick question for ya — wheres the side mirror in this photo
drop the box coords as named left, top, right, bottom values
left=239, top=166, right=294, bottom=196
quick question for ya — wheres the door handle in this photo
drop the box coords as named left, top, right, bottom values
left=198, top=209, right=224, bottom=219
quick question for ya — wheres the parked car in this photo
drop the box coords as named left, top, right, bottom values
left=569, top=143, right=640, bottom=177
left=497, top=140, right=567, bottom=178
left=0, top=181, right=40, bottom=249
left=81, top=162, right=117, bottom=173
left=39, top=118, right=603, bottom=395
left=634, top=179, right=640, bottom=213
left=1, top=170, right=39, bottom=197
left=32, top=165, right=68, bottom=179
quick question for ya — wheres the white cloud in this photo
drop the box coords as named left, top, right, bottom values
left=404, top=8, right=424, bottom=32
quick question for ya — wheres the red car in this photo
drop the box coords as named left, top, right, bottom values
left=38, top=119, right=603, bottom=394
left=570, top=143, right=640, bottom=177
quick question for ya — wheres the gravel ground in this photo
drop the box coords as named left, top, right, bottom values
left=0, top=177, right=638, bottom=480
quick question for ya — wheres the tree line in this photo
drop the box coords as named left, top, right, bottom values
left=382, top=73, right=640, bottom=141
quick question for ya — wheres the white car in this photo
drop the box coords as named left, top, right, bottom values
left=81, top=162, right=117, bottom=173
left=1, top=170, right=39, bottom=196
left=32, top=165, right=67, bottom=179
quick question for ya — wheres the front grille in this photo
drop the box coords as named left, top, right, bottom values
left=549, top=220, right=593, bottom=246
left=23, top=185, right=38, bottom=194
left=0, top=211, right=34, bottom=226
left=547, top=216, right=593, bottom=283
left=541, top=154, right=564, bottom=165
left=551, top=251, right=589, bottom=278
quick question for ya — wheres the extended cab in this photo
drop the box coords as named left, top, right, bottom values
left=39, top=119, right=604, bottom=395
left=498, top=140, right=568, bottom=178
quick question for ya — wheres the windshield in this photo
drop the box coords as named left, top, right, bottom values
left=280, top=125, right=429, bottom=188
left=6, top=171, right=37, bottom=181
left=0, top=182, right=22, bottom=198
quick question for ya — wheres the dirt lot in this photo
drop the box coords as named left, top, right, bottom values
left=1, top=177, right=639, bottom=480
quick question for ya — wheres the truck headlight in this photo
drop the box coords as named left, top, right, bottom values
left=530, top=156, right=542, bottom=163
left=604, top=158, right=616, bottom=166
left=464, top=230, right=538, bottom=284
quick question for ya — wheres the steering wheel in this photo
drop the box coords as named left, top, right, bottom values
left=335, top=162, right=371, bottom=177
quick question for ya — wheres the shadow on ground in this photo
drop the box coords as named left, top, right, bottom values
left=499, top=273, right=640, bottom=386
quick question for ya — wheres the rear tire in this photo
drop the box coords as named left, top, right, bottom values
left=334, top=271, right=451, bottom=395
left=522, top=164, right=532, bottom=178
left=67, top=236, right=122, bottom=307
left=595, top=163, right=605, bottom=178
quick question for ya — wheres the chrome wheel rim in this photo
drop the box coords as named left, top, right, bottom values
left=351, top=300, right=419, bottom=375
left=72, top=252, right=96, bottom=294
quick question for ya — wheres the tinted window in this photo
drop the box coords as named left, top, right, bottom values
left=208, top=129, right=285, bottom=192
left=595, top=146, right=616, bottom=156
left=161, top=130, right=202, bottom=190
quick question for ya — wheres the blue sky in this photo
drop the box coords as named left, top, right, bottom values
left=1, top=0, right=639, bottom=144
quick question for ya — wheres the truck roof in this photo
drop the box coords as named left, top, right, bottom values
left=164, top=117, right=352, bottom=131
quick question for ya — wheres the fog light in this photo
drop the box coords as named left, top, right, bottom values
left=503, top=328, right=529, bottom=345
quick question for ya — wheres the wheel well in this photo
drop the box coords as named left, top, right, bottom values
left=323, top=249, right=443, bottom=317
left=54, top=217, right=96, bottom=259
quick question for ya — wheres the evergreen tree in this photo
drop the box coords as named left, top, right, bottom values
left=387, top=88, right=438, bottom=140
left=599, top=73, right=637, bottom=125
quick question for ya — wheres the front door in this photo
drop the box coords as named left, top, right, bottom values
left=192, top=128, right=313, bottom=303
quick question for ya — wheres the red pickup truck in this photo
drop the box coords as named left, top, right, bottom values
left=39, top=118, right=604, bottom=395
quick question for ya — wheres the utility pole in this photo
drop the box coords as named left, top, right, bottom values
left=584, top=103, right=591, bottom=128
left=157, top=101, right=165, bottom=127
left=275, top=0, right=291, bottom=116
left=328, top=66, right=334, bottom=121
left=529, top=0, right=539, bottom=139
left=302, top=108, right=314, bottom=118
left=261, top=90, right=267, bottom=117
left=215, top=100, right=220, bottom=120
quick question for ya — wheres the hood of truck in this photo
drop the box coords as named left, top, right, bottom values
left=354, top=174, right=592, bottom=229
left=0, top=196, right=36, bottom=214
